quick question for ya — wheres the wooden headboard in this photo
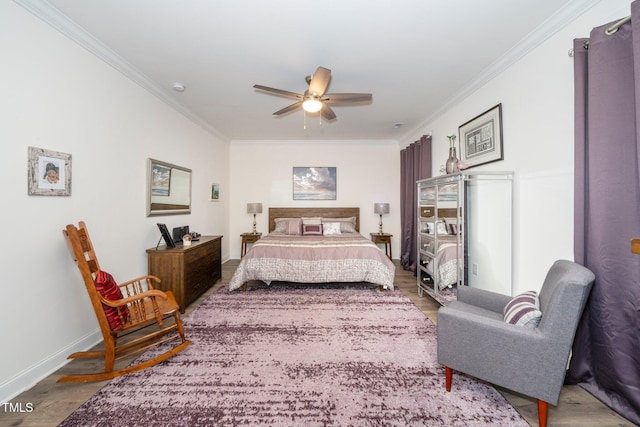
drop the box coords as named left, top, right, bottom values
left=268, top=207, right=360, bottom=232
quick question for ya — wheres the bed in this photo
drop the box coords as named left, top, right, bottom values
left=229, top=207, right=396, bottom=291
left=425, top=242, right=459, bottom=290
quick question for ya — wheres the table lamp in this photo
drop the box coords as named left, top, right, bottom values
left=247, top=203, right=262, bottom=233
left=374, top=203, right=390, bottom=235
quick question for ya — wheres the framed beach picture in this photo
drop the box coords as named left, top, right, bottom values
left=459, top=104, right=503, bottom=169
left=27, top=146, right=72, bottom=196
left=293, top=167, right=337, bottom=200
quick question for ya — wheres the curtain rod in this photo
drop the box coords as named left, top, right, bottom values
left=606, top=15, right=631, bottom=35
left=568, top=15, right=631, bottom=57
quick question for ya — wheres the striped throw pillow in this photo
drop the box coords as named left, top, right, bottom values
left=94, top=270, right=129, bottom=331
left=503, top=291, right=542, bottom=328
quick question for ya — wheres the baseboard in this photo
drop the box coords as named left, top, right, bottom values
left=0, top=329, right=102, bottom=403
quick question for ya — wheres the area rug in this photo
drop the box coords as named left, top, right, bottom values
left=61, top=286, right=527, bottom=426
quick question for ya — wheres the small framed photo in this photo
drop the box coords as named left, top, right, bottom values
left=210, top=183, right=220, bottom=201
left=28, top=147, right=72, bottom=196
left=459, top=104, right=503, bottom=169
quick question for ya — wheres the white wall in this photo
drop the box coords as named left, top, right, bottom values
left=229, top=140, right=400, bottom=258
left=0, top=2, right=230, bottom=401
left=400, top=0, right=631, bottom=295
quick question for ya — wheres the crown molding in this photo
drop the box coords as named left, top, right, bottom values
left=401, top=0, right=602, bottom=144
left=13, top=0, right=230, bottom=142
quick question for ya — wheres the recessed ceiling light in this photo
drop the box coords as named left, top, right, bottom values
left=172, top=82, right=186, bottom=92
left=392, top=122, right=404, bottom=129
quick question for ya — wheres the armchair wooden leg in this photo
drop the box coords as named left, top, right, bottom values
left=537, top=400, right=548, bottom=427
left=445, top=366, right=452, bottom=392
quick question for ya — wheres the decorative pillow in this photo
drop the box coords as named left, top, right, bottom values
left=503, top=291, right=542, bottom=328
left=285, top=219, right=302, bottom=235
left=302, top=223, right=323, bottom=235
left=94, top=270, right=129, bottom=331
left=323, top=222, right=341, bottom=235
left=444, top=218, right=459, bottom=235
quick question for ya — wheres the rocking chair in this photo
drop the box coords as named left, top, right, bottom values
left=59, top=221, right=190, bottom=383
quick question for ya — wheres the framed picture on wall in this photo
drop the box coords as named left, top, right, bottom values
left=293, top=167, right=337, bottom=200
left=459, top=104, right=503, bottom=169
left=210, top=183, right=220, bottom=201
left=27, top=146, right=72, bottom=196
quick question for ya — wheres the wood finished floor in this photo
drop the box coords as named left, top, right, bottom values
left=2, top=260, right=633, bottom=426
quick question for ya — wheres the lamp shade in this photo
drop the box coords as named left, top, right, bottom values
left=374, top=203, right=390, bottom=215
left=247, top=203, right=263, bottom=214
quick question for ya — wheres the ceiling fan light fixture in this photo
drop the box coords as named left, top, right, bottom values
left=302, top=98, right=322, bottom=113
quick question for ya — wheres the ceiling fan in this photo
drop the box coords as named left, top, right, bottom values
left=253, top=66, right=372, bottom=121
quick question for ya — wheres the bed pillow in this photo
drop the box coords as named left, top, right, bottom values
left=322, top=216, right=357, bottom=233
left=503, top=291, right=542, bottom=328
left=323, top=222, right=341, bottom=235
left=94, top=270, right=129, bottom=331
left=274, top=217, right=299, bottom=233
left=302, top=217, right=322, bottom=225
left=302, top=223, right=323, bottom=235
left=436, top=220, right=449, bottom=235
left=285, top=219, right=302, bottom=235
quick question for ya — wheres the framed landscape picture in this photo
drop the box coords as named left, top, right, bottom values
left=293, top=167, right=337, bottom=200
left=459, top=104, right=503, bottom=169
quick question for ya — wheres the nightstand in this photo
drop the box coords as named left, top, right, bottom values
left=370, top=233, right=393, bottom=260
left=241, top=232, right=262, bottom=257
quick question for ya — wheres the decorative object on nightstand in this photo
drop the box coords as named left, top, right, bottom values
left=247, top=202, right=262, bottom=233
left=241, top=232, right=262, bottom=257
left=370, top=233, right=393, bottom=260
left=374, top=202, right=390, bottom=235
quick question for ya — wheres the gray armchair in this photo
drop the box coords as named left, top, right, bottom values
left=437, top=260, right=594, bottom=427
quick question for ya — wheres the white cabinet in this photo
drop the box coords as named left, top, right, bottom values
left=417, top=172, right=513, bottom=299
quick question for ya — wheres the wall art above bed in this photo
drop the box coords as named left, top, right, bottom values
left=293, top=167, right=336, bottom=200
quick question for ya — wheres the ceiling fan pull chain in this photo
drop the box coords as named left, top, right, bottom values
left=303, top=109, right=307, bottom=130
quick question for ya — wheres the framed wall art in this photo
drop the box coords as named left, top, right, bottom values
left=293, top=167, right=337, bottom=200
left=210, top=183, right=220, bottom=201
left=27, top=146, right=72, bottom=196
left=459, top=103, right=503, bottom=169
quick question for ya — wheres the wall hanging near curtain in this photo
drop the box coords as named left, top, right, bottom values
left=400, top=135, right=432, bottom=272
left=569, top=2, right=640, bottom=424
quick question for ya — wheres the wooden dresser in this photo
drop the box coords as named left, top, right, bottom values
left=146, top=235, right=223, bottom=313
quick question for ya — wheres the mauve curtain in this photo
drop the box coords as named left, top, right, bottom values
left=568, top=3, right=640, bottom=424
left=400, top=135, right=431, bottom=272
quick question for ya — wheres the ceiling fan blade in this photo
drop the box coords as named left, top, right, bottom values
left=253, top=84, right=303, bottom=99
left=308, top=67, right=331, bottom=96
left=321, top=104, right=337, bottom=121
left=323, top=93, right=372, bottom=103
left=273, top=101, right=303, bottom=115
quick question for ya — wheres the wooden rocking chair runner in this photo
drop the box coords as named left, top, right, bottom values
left=59, top=221, right=190, bottom=383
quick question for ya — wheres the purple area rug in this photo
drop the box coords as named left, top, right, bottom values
left=61, top=286, right=527, bottom=426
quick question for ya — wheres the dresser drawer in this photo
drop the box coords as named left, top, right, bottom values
left=420, top=206, right=435, bottom=217
left=420, top=235, right=435, bottom=254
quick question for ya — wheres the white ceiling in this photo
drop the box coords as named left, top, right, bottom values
left=20, top=0, right=594, bottom=141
